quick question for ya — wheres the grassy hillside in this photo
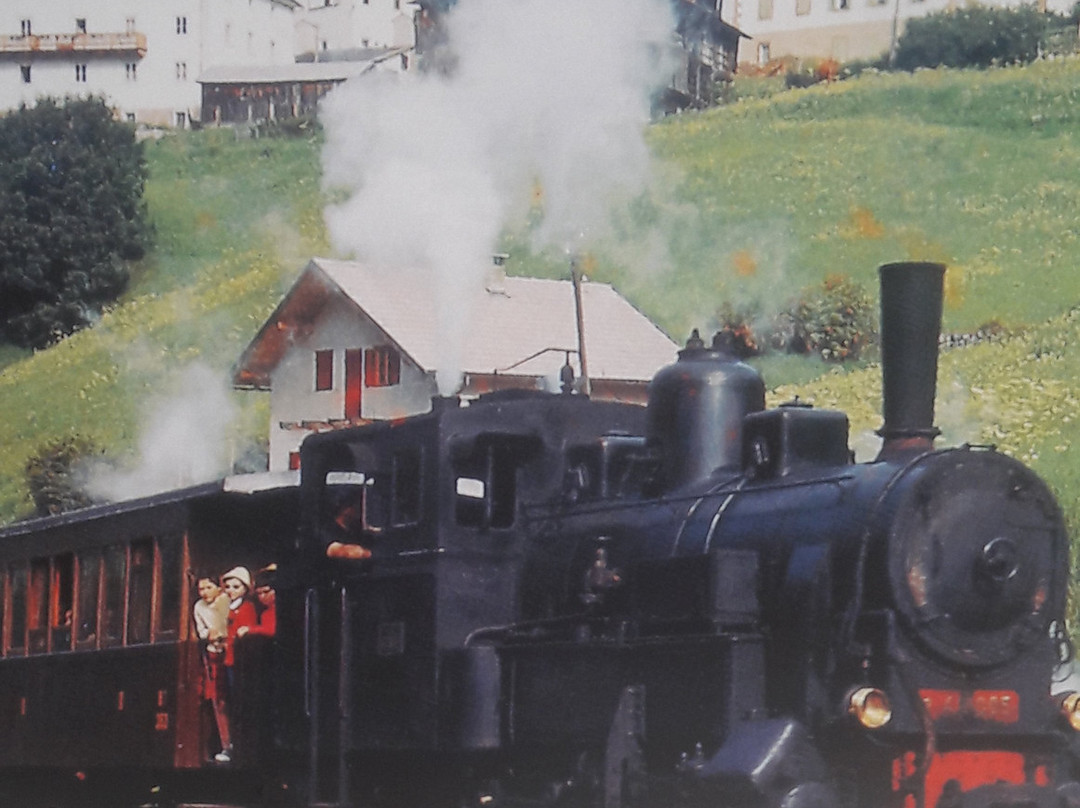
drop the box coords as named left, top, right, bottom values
left=4, top=61, right=1080, bottom=529
left=638, top=60, right=1080, bottom=338
left=0, top=129, right=329, bottom=521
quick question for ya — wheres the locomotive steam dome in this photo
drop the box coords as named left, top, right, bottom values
left=886, top=449, right=1068, bottom=668
left=646, top=330, right=765, bottom=490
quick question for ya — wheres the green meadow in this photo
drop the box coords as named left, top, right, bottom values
left=4, top=57, right=1080, bottom=606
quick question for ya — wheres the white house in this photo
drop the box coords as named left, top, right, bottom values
left=233, top=257, right=680, bottom=472
left=294, top=0, right=416, bottom=63
left=729, top=0, right=1071, bottom=65
left=0, top=0, right=299, bottom=127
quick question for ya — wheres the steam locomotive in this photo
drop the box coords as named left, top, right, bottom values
left=0, top=261, right=1077, bottom=808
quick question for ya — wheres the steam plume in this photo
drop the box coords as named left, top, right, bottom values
left=320, top=0, right=676, bottom=392
left=85, top=364, right=238, bottom=502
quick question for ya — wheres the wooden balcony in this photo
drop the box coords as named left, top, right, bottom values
left=0, top=31, right=147, bottom=58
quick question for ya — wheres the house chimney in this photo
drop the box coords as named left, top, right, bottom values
left=486, top=253, right=509, bottom=295
left=876, top=261, right=945, bottom=459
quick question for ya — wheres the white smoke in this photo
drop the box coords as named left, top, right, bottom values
left=85, top=364, right=238, bottom=502
left=321, top=0, right=676, bottom=393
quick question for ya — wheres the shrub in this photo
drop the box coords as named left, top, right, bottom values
left=24, top=436, right=98, bottom=517
left=0, top=96, right=151, bottom=349
left=776, top=275, right=877, bottom=362
left=894, top=6, right=1050, bottom=70
left=712, top=302, right=761, bottom=358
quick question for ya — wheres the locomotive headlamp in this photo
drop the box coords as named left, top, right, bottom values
left=848, top=687, right=893, bottom=729
left=1059, top=692, right=1080, bottom=731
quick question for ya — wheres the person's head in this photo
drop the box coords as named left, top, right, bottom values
left=254, top=565, right=277, bottom=607
left=221, top=566, right=252, bottom=601
left=197, top=576, right=223, bottom=604
left=255, top=583, right=276, bottom=608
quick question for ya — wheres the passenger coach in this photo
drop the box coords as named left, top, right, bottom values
left=0, top=477, right=297, bottom=806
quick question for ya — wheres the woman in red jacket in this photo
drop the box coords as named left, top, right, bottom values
left=238, top=567, right=276, bottom=638
left=218, top=566, right=257, bottom=764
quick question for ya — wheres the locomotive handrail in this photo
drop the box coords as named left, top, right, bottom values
left=523, top=472, right=857, bottom=521
left=303, top=588, right=315, bottom=719
left=670, top=472, right=747, bottom=557
left=464, top=613, right=585, bottom=647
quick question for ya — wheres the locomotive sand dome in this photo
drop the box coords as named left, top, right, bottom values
left=645, top=329, right=765, bottom=491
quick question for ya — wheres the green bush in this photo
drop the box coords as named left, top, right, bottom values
left=894, top=6, right=1050, bottom=70
left=776, top=276, right=877, bottom=362
left=24, top=436, right=98, bottom=517
left=709, top=278, right=876, bottom=363
left=0, top=96, right=150, bottom=349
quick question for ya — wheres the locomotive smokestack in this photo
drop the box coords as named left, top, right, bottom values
left=876, top=261, right=945, bottom=458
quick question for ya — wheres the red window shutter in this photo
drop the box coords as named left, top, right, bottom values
left=315, top=350, right=333, bottom=391
left=388, top=348, right=400, bottom=385
left=363, top=346, right=401, bottom=387
left=364, top=348, right=378, bottom=387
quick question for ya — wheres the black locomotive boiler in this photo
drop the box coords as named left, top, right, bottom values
left=0, top=261, right=1078, bottom=808
left=280, top=261, right=1080, bottom=808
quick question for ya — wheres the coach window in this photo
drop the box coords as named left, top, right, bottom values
left=102, top=545, right=126, bottom=647
left=128, top=539, right=153, bottom=644
left=51, top=553, right=74, bottom=652
left=76, top=551, right=101, bottom=649
left=0, top=569, right=5, bottom=656
left=158, top=538, right=182, bottom=638
left=9, top=564, right=27, bottom=655
left=28, top=558, right=49, bottom=654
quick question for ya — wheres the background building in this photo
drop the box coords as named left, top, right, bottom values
left=294, top=0, right=416, bottom=63
left=0, top=0, right=300, bottom=127
left=233, top=257, right=680, bottom=471
left=729, top=0, right=1071, bottom=65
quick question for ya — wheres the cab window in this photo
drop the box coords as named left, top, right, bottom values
left=454, top=437, right=535, bottom=529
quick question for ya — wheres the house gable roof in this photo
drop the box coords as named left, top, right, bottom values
left=233, top=257, right=678, bottom=390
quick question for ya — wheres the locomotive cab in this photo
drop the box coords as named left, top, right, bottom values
left=282, top=391, right=647, bottom=802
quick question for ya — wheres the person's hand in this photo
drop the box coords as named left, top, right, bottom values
left=237, top=626, right=249, bottom=637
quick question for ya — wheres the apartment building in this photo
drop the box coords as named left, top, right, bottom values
left=0, top=0, right=299, bottom=127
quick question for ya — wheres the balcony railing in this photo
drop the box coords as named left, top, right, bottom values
left=0, top=31, right=147, bottom=57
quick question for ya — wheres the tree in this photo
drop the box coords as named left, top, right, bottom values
left=894, top=6, right=1049, bottom=71
left=0, top=96, right=150, bottom=348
